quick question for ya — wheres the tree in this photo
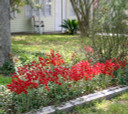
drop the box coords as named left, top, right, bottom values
left=0, top=0, right=43, bottom=67
left=0, top=0, right=11, bottom=66
left=10, top=0, right=32, bottom=14
left=89, top=0, right=128, bottom=62
left=93, top=0, right=128, bottom=34
left=70, top=0, right=95, bottom=37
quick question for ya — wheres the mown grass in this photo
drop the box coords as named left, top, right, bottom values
left=11, top=34, right=88, bottom=54
left=71, top=90, right=128, bottom=114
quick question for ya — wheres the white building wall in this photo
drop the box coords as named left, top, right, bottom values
left=10, top=0, right=80, bottom=33
left=11, top=0, right=56, bottom=33
left=66, top=0, right=77, bottom=20
left=11, top=6, right=33, bottom=33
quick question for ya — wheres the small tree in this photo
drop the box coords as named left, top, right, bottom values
left=70, top=0, right=95, bottom=37
left=90, top=0, right=128, bottom=61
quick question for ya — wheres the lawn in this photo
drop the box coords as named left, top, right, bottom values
left=11, top=34, right=89, bottom=66
left=11, top=34, right=87, bottom=54
left=72, top=90, right=128, bottom=114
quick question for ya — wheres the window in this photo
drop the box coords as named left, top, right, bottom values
left=32, top=6, right=39, bottom=16
left=44, top=0, right=52, bottom=16
left=26, top=0, right=52, bottom=17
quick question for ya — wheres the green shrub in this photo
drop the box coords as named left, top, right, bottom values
left=0, top=85, right=13, bottom=113
left=113, top=66, right=128, bottom=85
left=61, top=19, right=79, bottom=35
left=0, top=60, right=15, bottom=75
left=90, top=35, right=128, bottom=62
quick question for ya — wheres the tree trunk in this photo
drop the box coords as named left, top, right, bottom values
left=0, top=0, right=11, bottom=66
left=79, top=25, right=87, bottom=37
left=70, top=0, right=94, bottom=38
left=79, top=20, right=89, bottom=38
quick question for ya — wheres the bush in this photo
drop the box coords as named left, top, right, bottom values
left=61, top=19, right=79, bottom=35
left=89, top=0, right=128, bottom=62
left=90, top=35, right=128, bottom=62
left=113, top=66, right=128, bottom=85
left=0, top=85, right=12, bottom=113
left=0, top=60, right=15, bottom=75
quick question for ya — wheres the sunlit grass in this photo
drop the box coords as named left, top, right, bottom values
left=118, top=92, right=128, bottom=100
left=72, top=90, right=128, bottom=114
left=11, top=34, right=89, bottom=66
left=11, top=34, right=88, bottom=54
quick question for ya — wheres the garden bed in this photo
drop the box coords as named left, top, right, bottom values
left=2, top=49, right=127, bottom=114
left=26, top=86, right=128, bottom=114
left=1, top=35, right=127, bottom=113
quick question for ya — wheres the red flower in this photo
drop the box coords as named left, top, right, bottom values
left=6, top=49, right=127, bottom=95
left=84, top=46, right=94, bottom=53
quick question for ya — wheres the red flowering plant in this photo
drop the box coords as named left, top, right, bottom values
left=6, top=50, right=72, bottom=112
left=82, top=45, right=99, bottom=63
left=7, top=49, right=127, bottom=95
left=6, top=49, right=128, bottom=113
left=7, top=50, right=69, bottom=94
left=110, top=58, right=128, bottom=85
left=84, top=45, right=94, bottom=54
left=69, top=51, right=84, bottom=66
left=69, top=56, right=127, bottom=91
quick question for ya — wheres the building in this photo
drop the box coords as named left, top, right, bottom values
left=11, top=0, right=77, bottom=34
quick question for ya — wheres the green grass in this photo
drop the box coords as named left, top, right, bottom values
left=0, top=75, right=11, bottom=85
left=11, top=34, right=90, bottom=67
left=11, top=34, right=87, bottom=54
left=72, top=90, right=128, bottom=114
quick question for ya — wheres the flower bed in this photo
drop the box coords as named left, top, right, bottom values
left=0, top=49, right=127, bottom=113
left=7, top=50, right=127, bottom=94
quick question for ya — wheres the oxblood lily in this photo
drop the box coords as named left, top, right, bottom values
left=7, top=50, right=127, bottom=95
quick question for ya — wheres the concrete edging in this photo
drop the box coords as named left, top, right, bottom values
left=26, top=86, right=128, bottom=114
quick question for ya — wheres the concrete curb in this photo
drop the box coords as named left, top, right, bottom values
left=26, top=86, right=128, bottom=114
